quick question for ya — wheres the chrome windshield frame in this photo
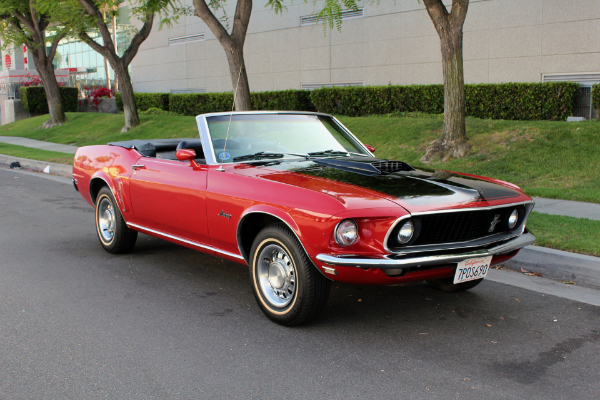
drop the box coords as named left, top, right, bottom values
left=195, top=111, right=374, bottom=166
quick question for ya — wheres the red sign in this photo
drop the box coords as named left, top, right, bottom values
left=24, top=57, right=27, bottom=64
left=5, top=55, right=11, bottom=69
left=23, top=45, right=27, bottom=52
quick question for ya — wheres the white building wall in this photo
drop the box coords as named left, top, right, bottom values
left=131, top=0, right=600, bottom=93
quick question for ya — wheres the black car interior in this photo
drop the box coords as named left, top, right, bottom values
left=109, top=139, right=206, bottom=164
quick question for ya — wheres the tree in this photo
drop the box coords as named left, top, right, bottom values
left=0, top=1, right=74, bottom=128
left=420, top=0, right=470, bottom=162
left=73, top=1, right=190, bottom=132
left=302, top=0, right=471, bottom=162
left=192, top=0, right=253, bottom=111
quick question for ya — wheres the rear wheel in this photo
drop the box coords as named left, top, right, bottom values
left=95, top=186, right=137, bottom=254
left=249, top=224, right=330, bottom=326
left=426, top=277, right=483, bottom=292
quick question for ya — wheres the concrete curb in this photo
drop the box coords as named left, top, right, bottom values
left=0, top=154, right=72, bottom=178
left=503, top=245, right=600, bottom=289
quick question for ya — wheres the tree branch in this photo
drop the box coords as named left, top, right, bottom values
left=231, top=0, right=252, bottom=47
left=423, top=0, right=450, bottom=37
left=121, top=12, right=154, bottom=67
left=28, top=0, right=44, bottom=43
left=192, top=0, right=233, bottom=48
left=76, top=0, right=115, bottom=53
left=449, top=0, right=469, bottom=29
left=46, top=32, right=67, bottom=68
left=79, top=31, right=112, bottom=61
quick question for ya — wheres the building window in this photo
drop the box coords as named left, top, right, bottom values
left=300, top=9, right=364, bottom=27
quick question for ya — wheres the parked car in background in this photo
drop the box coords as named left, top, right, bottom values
left=72, top=112, right=536, bottom=326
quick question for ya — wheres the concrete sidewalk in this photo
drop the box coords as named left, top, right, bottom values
left=532, top=197, right=600, bottom=221
left=0, top=136, right=78, bottom=154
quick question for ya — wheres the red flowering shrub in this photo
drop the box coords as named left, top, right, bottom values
left=20, top=73, right=65, bottom=87
left=88, top=87, right=115, bottom=108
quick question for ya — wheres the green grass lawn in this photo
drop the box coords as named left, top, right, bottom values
left=0, top=142, right=73, bottom=165
left=527, top=212, right=600, bottom=257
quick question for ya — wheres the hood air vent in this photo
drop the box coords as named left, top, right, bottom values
left=371, top=161, right=414, bottom=173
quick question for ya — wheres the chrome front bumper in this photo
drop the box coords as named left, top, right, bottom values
left=316, top=232, right=536, bottom=269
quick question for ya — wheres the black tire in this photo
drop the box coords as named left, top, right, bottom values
left=426, top=277, right=483, bottom=292
left=95, top=186, right=137, bottom=254
left=249, top=223, right=330, bottom=326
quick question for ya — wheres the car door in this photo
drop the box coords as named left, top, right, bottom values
left=128, top=157, right=210, bottom=245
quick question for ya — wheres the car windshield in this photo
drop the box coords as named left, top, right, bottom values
left=206, top=114, right=368, bottom=163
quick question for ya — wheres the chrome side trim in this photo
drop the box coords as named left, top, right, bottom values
left=316, top=232, right=536, bottom=269
left=128, top=223, right=245, bottom=260
left=383, top=200, right=535, bottom=254
left=410, top=200, right=534, bottom=216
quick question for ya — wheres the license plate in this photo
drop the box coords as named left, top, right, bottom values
left=453, top=256, right=492, bottom=284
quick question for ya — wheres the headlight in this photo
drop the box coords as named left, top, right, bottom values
left=508, top=209, right=519, bottom=229
left=335, top=219, right=358, bottom=247
left=397, top=220, right=414, bottom=244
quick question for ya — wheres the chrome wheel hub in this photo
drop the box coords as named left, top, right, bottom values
left=257, top=244, right=296, bottom=307
left=98, top=198, right=115, bottom=242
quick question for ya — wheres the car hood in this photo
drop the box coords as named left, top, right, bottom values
left=232, top=158, right=526, bottom=213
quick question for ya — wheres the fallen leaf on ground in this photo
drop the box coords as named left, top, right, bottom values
left=485, top=324, right=492, bottom=327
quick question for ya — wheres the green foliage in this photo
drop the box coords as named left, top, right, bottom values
left=139, top=107, right=180, bottom=116
left=465, top=82, right=580, bottom=121
left=593, top=83, right=600, bottom=113
left=169, top=92, right=234, bottom=116
left=311, top=82, right=580, bottom=121
left=168, top=90, right=312, bottom=116
left=252, top=90, right=313, bottom=112
left=19, top=86, right=78, bottom=114
left=116, top=92, right=170, bottom=112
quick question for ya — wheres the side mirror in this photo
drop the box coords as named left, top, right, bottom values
left=176, top=149, right=200, bottom=168
left=365, top=145, right=376, bottom=153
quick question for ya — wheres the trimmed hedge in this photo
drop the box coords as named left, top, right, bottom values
left=311, top=82, right=580, bottom=121
left=116, top=92, right=170, bottom=112
left=19, top=86, right=78, bottom=114
left=593, top=83, right=600, bottom=114
left=168, top=89, right=312, bottom=116
left=121, top=82, right=580, bottom=121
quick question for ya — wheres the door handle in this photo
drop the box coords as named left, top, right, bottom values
left=132, top=164, right=145, bottom=171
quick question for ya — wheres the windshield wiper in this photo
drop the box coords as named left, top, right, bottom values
left=307, top=149, right=349, bottom=157
left=233, top=152, right=284, bottom=161
left=233, top=151, right=311, bottom=162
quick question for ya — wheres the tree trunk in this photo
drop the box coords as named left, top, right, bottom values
left=35, top=59, right=67, bottom=129
left=114, top=63, right=139, bottom=132
left=421, top=0, right=471, bottom=163
left=226, top=46, right=251, bottom=111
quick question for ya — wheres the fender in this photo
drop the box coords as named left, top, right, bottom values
left=237, top=205, right=309, bottom=262
left=89, top=171, right=128, bottom=219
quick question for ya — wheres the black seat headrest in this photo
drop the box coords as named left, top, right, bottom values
left=176, top=140, right=204, bottom=159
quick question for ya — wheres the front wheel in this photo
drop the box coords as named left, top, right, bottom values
left=95, top=186, right=137, bottom=254
left=426, top=277, right=483, bottom=292
left=249, top=224, right=330, bottom=326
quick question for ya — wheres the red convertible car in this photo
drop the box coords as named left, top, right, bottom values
left=72, top=111, right=536, bottom=326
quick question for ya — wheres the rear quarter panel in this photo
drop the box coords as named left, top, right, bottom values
left=72, top=145, right=139, bottom=219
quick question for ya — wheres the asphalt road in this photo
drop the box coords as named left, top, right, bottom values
left=1, top=168, right=599, bottom=400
